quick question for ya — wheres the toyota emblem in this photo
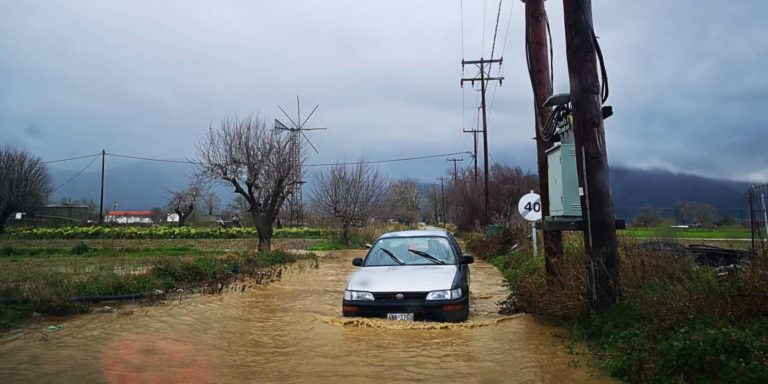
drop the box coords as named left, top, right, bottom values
left=395, top=293, right=404, bottom=300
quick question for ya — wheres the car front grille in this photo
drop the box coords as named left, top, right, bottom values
left=373, top=292, right=427, bottom=301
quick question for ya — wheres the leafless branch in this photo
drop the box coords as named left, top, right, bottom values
left=0, top=146, right=51, bottom=234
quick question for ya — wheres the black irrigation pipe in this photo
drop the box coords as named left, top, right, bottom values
left=2, top=293, right=146, bottom=305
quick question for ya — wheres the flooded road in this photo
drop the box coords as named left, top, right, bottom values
left=0, top=250, right=613, bottom=383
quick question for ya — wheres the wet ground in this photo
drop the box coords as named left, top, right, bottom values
left=0, top=250, right=613, bottom=383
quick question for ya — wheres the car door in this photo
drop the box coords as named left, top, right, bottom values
left=448, top=234, right=470, bottom=290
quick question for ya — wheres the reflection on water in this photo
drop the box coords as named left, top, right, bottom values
left=0, top=251, right=613, bottom=383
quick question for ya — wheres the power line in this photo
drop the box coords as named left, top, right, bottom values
left=489, top=0, right=503, bottom=60
left=107, top=153, right=199, bottom=164
left=460, top=0, right=465, bottom=59
left=51, top=155, right=99, bottom=193
left=481, top=0, right=487, bottom=56
left=488, top=0, right=515, bottom=120
left=460, top=0, right=466, bottom=138
left=103, top=151, right=474, bottom=168
left=306, top=151, right=472, bottom=167
left=499, top=0, right=516, bottom=59
left=43, top=153, right=101, bottom=164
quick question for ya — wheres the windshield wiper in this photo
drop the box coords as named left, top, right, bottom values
left=380, top=248, right=405, bottom=265
left=408, top=249, right=446, bottom=264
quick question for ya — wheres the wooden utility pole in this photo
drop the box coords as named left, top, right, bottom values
left=525, top=0, right=563, bottom=276
left=99, top=149, right=105, bottom=224
left=438, top=177, right=448, bottom=225
left=447, top=157, right=464, bottom=181
left=563, top=0, right=620, bottom=310
left=431, top=185, right=439, bottom=224
left=463, top=128, right=481, bottom=186
left=461, top=58, right=504, bottom=226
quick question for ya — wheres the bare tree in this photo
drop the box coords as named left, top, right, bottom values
left=387, top=178, right=421, bottom=225
left=150, top=207, right=165, bottom=224
left=634, top=204, right=663, bottom=227
left=311, top=157, right=388, bottom=243
left=194, top=116, right=298, bottom=251
left=674, top=201, right=717, bottom=228
left=488, top=164, right=538, bottom=224
left=444, top=169, right=480, bottom=229
left=167, top=185, right=200, bottom=227
left=424, top=184, right=442, bottom=224
left=202, top=190, right=221, bottom=216
left=447, top=164, right=537, bottom=233
left=0, top=147, right=51, bottom=234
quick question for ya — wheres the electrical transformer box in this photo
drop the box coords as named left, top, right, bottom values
left=546, top=142, right=582, bottom=217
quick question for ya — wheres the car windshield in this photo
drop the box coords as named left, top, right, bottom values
left=364, top=236, right=456, bottom=266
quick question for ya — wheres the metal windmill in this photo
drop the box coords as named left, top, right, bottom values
left=274, top=96, right=327, bottom=226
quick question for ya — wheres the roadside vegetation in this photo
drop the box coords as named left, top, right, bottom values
left=0, top=238, right=318, bottom=331
left=3, top=226, right=334, bottom=240
left=306, top=223, right=415, bottom=251
left=467, top=233, right=768, bottom=383
left=0, top=221, right=412, bottom=331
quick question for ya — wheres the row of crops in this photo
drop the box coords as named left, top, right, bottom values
left=4, top=226, right=336, bottom=240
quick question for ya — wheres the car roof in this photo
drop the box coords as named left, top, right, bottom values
left=377, top=229, right=451, bottom=240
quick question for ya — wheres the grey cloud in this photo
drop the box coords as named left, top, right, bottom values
left=1, top=0, right=767, bottom=183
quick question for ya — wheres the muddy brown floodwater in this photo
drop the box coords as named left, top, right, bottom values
left=0, top=250, right=614, bottom=384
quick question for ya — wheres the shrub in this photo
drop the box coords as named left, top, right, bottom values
left=70, top=242, right=92, bottom=255
left=484, top=234, right=768, bottom=383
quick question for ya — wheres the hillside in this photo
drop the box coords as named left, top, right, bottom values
left=49, top=162, right=759, bottom=220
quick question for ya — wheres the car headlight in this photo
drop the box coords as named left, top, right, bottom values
left=426, top=287, right=462, bottom=300
left=344, top=290, right=374, bottom=301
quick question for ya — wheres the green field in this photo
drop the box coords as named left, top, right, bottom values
left=621, top=226, right=751, bottom=239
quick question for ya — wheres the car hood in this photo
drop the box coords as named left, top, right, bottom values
left=346, top=265, right=458, bottom=292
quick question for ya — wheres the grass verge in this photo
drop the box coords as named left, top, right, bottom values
left=471, top=234, right=768, bottom=383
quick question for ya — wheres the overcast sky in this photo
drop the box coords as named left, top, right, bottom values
left=1, top=0, right=767, bottom=183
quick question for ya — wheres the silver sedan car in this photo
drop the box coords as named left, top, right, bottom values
left=342, top=229, right=474, bottom=322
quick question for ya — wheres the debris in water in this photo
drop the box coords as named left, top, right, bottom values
left=114, top=309, right=134, bottom=318
left=47, top=325, right=62, bottom=332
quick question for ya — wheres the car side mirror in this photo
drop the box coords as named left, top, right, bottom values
left=460, top=255, right=475, bottom=265
left=365, top=243, right=372, bottom=249
left=352, top=258, right=364, bottom=267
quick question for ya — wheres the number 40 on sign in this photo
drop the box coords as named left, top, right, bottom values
left=517, top=192, right=542, bottom=222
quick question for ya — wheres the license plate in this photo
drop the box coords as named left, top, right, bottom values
left=387, top=313, right=414, bottom=321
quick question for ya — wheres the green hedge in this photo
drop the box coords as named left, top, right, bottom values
left=4, top=226, right=335, bottom=240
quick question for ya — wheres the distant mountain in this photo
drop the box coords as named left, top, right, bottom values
left=610, top=167, right=753, bottom=221
left=48, top=162, right=760, bottom=220
left=50, top=161, right=199, bottom=210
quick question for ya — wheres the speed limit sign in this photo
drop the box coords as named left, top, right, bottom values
left=518, top=192, right=542, bottom=221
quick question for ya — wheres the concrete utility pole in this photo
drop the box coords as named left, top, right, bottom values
left=461, top=58, right=504, bottom=226
left=525, top=0, right=563, bottom=276
left=99, top=149, right=105, bottom=224
left=563, top=0, right=620, bottom=310
left=446, top=157, right=464, bottom=181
